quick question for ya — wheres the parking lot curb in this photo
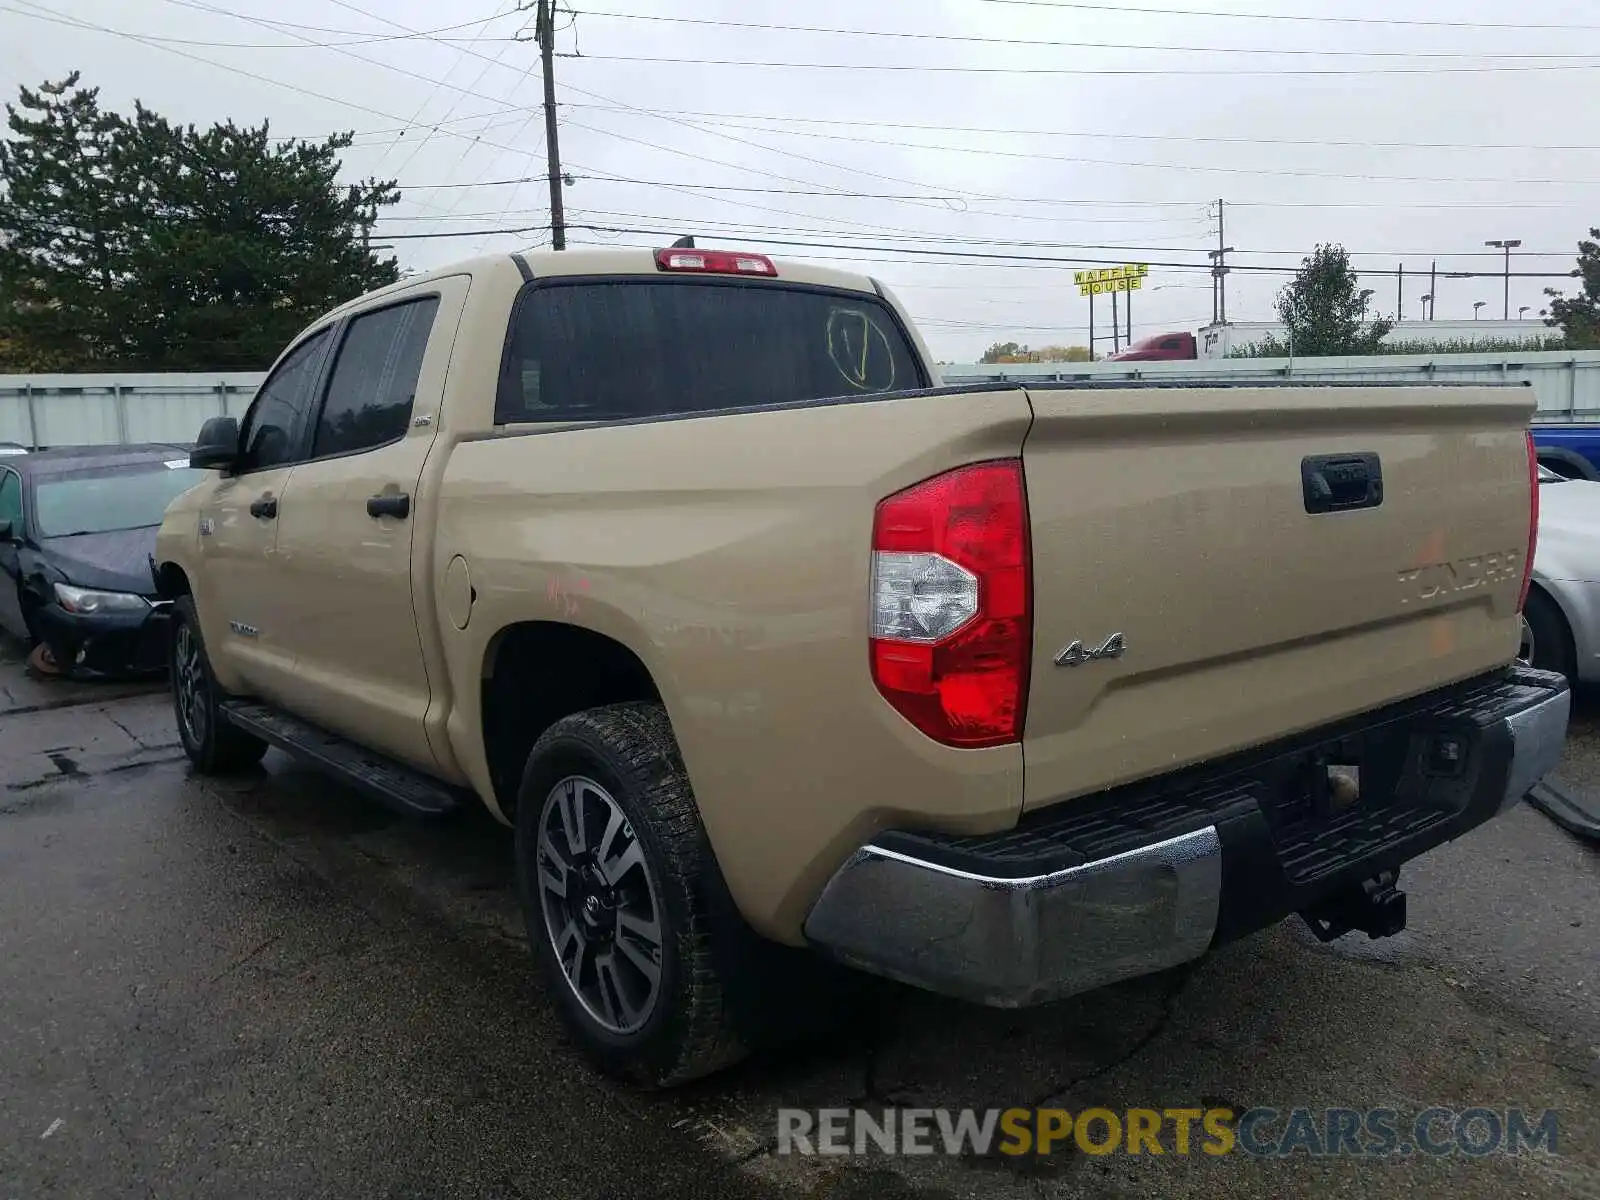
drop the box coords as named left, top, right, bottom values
left=1526, top=777, right=1600, bottom=843
left=0, top=682, right=167, bottom=718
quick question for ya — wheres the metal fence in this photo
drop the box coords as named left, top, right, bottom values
left=5, top=350, right=1600, bottom=448
left=0, top=373, right=266, bottom=448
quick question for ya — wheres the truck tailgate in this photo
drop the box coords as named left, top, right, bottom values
left=1020, top=383, right=1535, bottom=812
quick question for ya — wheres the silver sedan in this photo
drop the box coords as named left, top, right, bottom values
left=1523, top=464, right=1600, bottom=682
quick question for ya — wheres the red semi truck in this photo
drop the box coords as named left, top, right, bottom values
left=1106, top=331, right=1198, bottom=361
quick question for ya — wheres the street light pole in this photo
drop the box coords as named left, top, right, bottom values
left=1474, top=301, right=1486, bottom=321
left=1485, top=239, right=1521, bottom=320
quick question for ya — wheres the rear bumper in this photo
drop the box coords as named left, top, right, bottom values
left=803, top=666, right=1570, bottom=1007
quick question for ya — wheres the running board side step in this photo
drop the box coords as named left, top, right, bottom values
left=219, top=701, right=465, bottom=818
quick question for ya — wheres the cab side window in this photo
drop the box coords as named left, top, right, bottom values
left=0, top=470, right=22, bottom=537
left=312, top=297, right=440, bottom=459
left=239, top=329, right=332, bottom=472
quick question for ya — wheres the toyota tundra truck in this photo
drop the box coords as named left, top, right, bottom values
left=152, top=245, right=1570, bottom=1088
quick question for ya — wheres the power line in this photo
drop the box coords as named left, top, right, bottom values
left=389, top=186, right=1211, bottom=227
left=277, top=103, right=1600, bottom=156
left=557, top=114, right=1077, bottom=236
left=365, top=169, right=1600, bottom=211
left=382, top=0, right=528, bottom=180
left=556, top=102, right=1600, bottom=155
left=225, top=0, right=1042, bottom=232
left=555, top=208, right=1210, bottom=253
left=5, top=6, right=1586, bottom=223
left=558, top=51, right=1600, bottom=76
left=280, top=0, right=1018, bottom=245
left=382, top=224, right=548, bottom=241
left=134, top=0, right=543, bottom=162
left=83, top=0, right=517, bottom=48
left=405, top=219, right=1585, bottom=281
left=4, top=0, right=546, bottom=165
left=570, top=10, right=1600, bottom=61
left=384, top=203, right=1575, bottom=261
left=974, top=0, right=1600, bottom=32
left=564, top=110, right=1600, bottom=188
left=136, top=0, right=1127, bottom=236
left=554, top=94, right=1596, bottom=237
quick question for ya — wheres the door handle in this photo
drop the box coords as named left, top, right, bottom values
left=366, top=492, right=411, bottom=520
left=249, top=495, right=278, bottom=520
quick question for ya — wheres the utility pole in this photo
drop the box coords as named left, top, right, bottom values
left=1111, top=289, right=1121, bottom=353
left=1126, top=282, right=1133, bottom=344
left=535, top=0, right=566, bottom=250
left=1485, top=238, right=1521, bottom=320
left=1397, top=263, right=1404, bottom=322
left=1208, top=198, right=1233, bottom=325
left=1428, top=260, right=1437, bottom=320
left=1088, top=291, right=1096, bottom=361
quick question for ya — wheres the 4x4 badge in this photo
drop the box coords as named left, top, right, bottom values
left=1054, top=632, right=1126, bottom=668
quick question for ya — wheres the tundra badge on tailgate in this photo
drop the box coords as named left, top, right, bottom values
left=1054, top=632, right=1127, bottom=668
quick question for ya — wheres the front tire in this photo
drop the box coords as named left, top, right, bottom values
left=170, top=595, right=267, bottom=774
left=515, top=702, right=761, bottom=1087
left=1521, top=588, right=1577, bottom=683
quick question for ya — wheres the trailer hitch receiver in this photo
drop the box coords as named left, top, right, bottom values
left=1301, top=870, right=1407, bottom=943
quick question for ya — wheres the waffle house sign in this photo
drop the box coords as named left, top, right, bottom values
left=1076, top=264, right=1148, bottom=296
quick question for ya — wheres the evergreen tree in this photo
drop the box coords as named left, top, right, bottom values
left=1275, top=243, right=1393, bottom=357
left=0, top=73, right=400, bottom=370
left=1544, top=230, right=1600, bottom=350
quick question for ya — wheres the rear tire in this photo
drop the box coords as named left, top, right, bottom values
left=1521, top=588, right=1576, bottom=683
left=170, top=595, right=267, bottom=774
left=516, top=702, right=833, bottom=1087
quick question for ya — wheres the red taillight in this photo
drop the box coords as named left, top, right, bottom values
left=869, top=460, right=1032, bottom=748
left=653, top=248, right=777, bottom=277
left=1519, top=430, right=1539, bottom=612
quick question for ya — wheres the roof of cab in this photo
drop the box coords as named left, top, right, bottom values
left=339, top=246, right=881, bottom=304
left=301, top=246, right=889, bottom=358
left=515, top=247, right=881, bottom=295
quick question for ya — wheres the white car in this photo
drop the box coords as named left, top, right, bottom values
left=1523, top=464, right=1600, bottom=682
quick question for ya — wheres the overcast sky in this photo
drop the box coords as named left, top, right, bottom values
left=3, top=0, right=1597, bottom=359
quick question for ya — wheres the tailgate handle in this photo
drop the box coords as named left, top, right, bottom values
left=1302, top=452, right=1382, bottom=514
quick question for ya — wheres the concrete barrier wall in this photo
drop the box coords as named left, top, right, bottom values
left=0, top=373, right=265, bottom=448
left=5, top=350, right=1600, bottom=448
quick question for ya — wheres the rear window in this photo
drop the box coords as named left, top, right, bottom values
left=496, top=280, right=925, bottom=424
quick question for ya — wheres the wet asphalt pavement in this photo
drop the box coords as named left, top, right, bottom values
left=0, top=655, right=1596, bottom=1199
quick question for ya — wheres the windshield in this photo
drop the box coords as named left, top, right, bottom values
left=34, top=463, right=207, bottom=538
left=1537, top=465, right=1566, bottom=484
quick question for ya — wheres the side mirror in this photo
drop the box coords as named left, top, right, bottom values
left=191, top=416, right=241, bottom=471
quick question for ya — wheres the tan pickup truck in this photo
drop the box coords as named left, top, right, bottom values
left=153, top=245, right=1569, bottom=1087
